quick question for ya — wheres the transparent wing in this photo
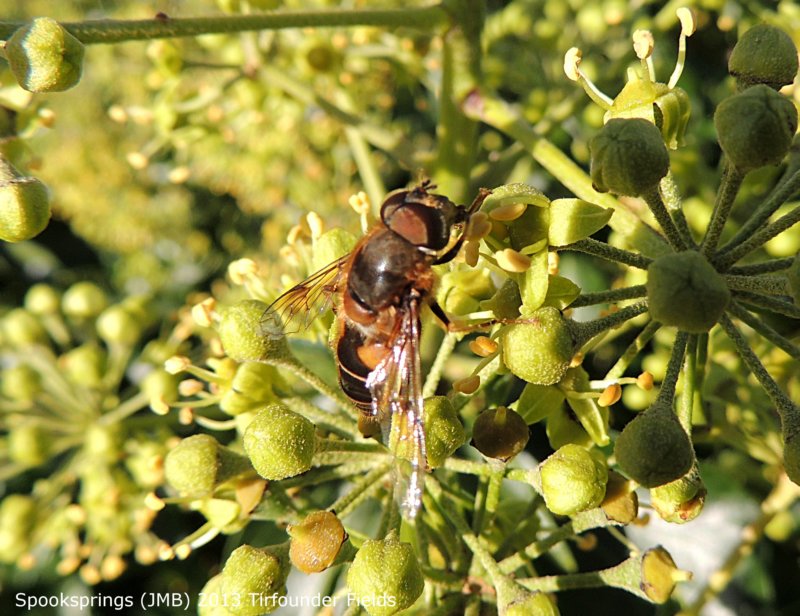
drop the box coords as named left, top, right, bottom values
left=260, top=256, right=348, bottom=339
left=366, top=297, right=427, bottom=520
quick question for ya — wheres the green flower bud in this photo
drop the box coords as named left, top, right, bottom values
left=590, top=118, right=670, bottom=196
left=471, top=406, right=529, bottom=462
left=547, top=198, right=612, bottom=247
left=501, top=307, right=574, bottom=385
left=788, top=252, right=800, bottom=306
left=219, top=544, right=290, bottom=616
left=423, top=396, right=466, bottom=468
left=503, top=591, right=560, bottom=616
left=302, top=39, right=342, bottom=74
left=0, top=158, right=50, bottom=241
left=728, top=24, right=799, bottom=90
left=61, top=343, right=106, bottom=388
left=83, top=424, right=122, bottom=463
left=96, top=304, right=143, bottom=346
left=650, top=469, right=706, bottom=524
left=480, top=278, right=522, bottom=320
left=243, top=404, right=316, bottom=480
left=1, top=308, right=47, bottom=347
left=540, top=444, right=608, bottom=515
left=646, top=251, right=729, bottom=332
left=164, top=434, right=252, bottom=497
left=600, top=471, right=638, bottom=524
left=62, top=281, right=109, bottom=319
left=6, top=18, right=85, bottom=92
left=218, top=300, right=289, bottom=361
left=714, top=85, right=798, bottom=172
left=24, top=283, right=60, bottom=315
left=288, top=510, right=347, bottom=573
left=1, top=363, right=41, bottom=402
left=347, top=531, right=424, bottom=616
left=614, top=401, right=694, bottom=488
left=0, top=494, right=36, bottom=563
left=140, top=369, right=179, bottom=404
left=9, top=423, right=50, bottom=466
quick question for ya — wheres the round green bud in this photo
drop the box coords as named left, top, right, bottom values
left=218, top=300, right=289, bottom=362
left=219, top=544, right=290, bottom=616
left=288, top=510, right=347, bottom=574
left=423, top=396, right=466, bottom=468
left=728, top=24, right=799, bottom=90
left=504, top=591, right=560, bottom=616
left=164, top=434, right=252, bottom=497
left=0, top=494, right=36, bottom=563
left=9, top=424, right=50, bottom=466
left=24, top=283, right=60, bottom=315
left=96, top=304, right=143, bottom=346
left=83, top=423, right=122, bottom=463
left=590, top=118, right=670, bottom=196
left=140, top=369, right=179, bottom=404
left=646, top=251, right=730, bottom=332
left=650, top=469, right=706, bottom=524
left=471, top=406, right=529, bottom=462
left=303, top=39, right=342, bottom=73
left=61, top=281, right=108, bottom=319
left=243, top=404, right=316, bottom=480
left=788, top=252, right=800, bottom=306
left=0, top=169, right=50, bottom=242
left=614, top=401, right=694, bottom=488
left=1, top=363, right=41, bottom=402
left=6, top=18, right=85, bottom=92
left=1, top=308, right=47, bottom=347
left=540, top=444, right=608, bottom=515
left=347, top=531, right=424, bottom=616
left=501, top=307, right=574, bottom=385
left=61, top=342, right=106, bottom=387
left=714, top=85, right=798, bottom=172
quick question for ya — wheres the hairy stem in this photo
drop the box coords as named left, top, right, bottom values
left=561, top=238, right=653, bottom=269
left=570, top=285, right=647, bottom=308
left=642, top=186, right=688, bottom=250
left=571, top=302, right=650, bottom=348
left=701, top=162, right=745, bottom=257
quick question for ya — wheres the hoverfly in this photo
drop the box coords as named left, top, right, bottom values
left=262, top=181, right=490, bottom=518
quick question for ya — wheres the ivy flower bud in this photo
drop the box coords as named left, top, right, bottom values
left=96, top=304, right=143, bottom=346
left=218, top=300, right=289, bottom=361
left=589, top=118, right=670, bottom=196
left=1, top=364, right=41, bottom=402
left=714, top=85, right=798, bottom=172
left=61, top=343, right=106, bottom=387
left=501, top=307, right=574, bottom=385
left=471, top=406, right=529, bottom=462
left=24, top=283, right=60, bottom=315
left=646, top=251, right=729, bottom=332
left=650, top=469, right=706, bottom=524
left=347, top=531, right=424, bottom=616
left=6, top=18, right=85, bottom=92
left=62, top=281, right=109, bottom=319
left=728, top=24, right=799, bottom=90
left=0, top=158, right=50, bottom=242
left=219, top=544, right=290, bottom=616
left=164, top=434, right=252, bottom=497
left=2, top=308, right=47, bottom=347
left=288, top=510, right=347, bottom=574
left=539, top=444, right=608, bottom=515
left=503, top=591, right=560, bottom=616
left=243, top=403, right=316, bottom=480
left=423, top=396, right=466, bottom=468
left=0, top=494, right=36, bottom=563
left=614, top=400, right=694, bottom=488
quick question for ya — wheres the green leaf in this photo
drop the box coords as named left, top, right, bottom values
left=548, top=198, right=613, bottom=247
left=515, top=383, right=565, bottom=424
left=565, top=394, right=610, bottom=446
left=543, top=275, right=581, bottom=309
left=545, top=406, right=592, bottom=449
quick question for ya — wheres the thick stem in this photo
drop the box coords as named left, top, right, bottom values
left=661, top=172, right=697, bottom=248
left=570, top=302, right=650, bottom=348
left=715, top=203, right=800, bottom=271
left=422, top=332, right=458, bottom=398
left=726, top=301, right=800, bottom=360
left=678, top=335, right=698, bottom=433
left=570, top=285, right=647, bottom=308
left=561, top=238, right=653, bottom=269
left=724, top=274, right=791, bottom=295
left=642, top=186, right=688, bottom=251
left=0, top=7, right=448, bottom=43
left=701, top=162, right=745, bottom=257
left=732, top=291, right=800, bottom=319
left=656, top=331, right=689, bottom=405
left=728, top=257, right=795, bottom=275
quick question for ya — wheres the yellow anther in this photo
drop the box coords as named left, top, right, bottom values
left=489, top=202, right=527, bottom=222
left=598, top=383, right=622, bottom=407
left=495, top=248, right=532, bottom=273
left=469, top=336, right=499, bottom=357
left=454, top=375, right=481, bottom=395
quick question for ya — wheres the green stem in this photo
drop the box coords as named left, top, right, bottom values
left=441, top=457, right=493, bottom=476
left=0, top=7, right=448, bottom=43
left=98, top=391, right=149, bottom=426
left=724, top=274, right=790, bottom=296
left=701, top=162, right=745, bottom=257
left=726, top=301, right=800, bottom=360
left=678, top=335, right=698, bottom=433
left=498, top=522, right=576, bottom=574
left=715, top=203, right=800, bottom=270
left=284, top=396, right=360, bottom=439
left=605, top=319, right=660, bottom=380
left=660, top=172, right=697, bottom=248
left=560, top=238, right=653, bottom=269
left=570, top=285, right=647, bottom=308
left=571, top=302, right=650, bottom=348
left=728, top=257, right=795, bottom=275
left=656, top=331, right=689, bottom=405
left=732, top=290, right=800, bottom=319
left=423, top=332, right=458, bottom=398
left=462, top=92, right=670, bottom=258
left=716, top=167, right=800, bottom=257
left=345, top=126, right=386, bottom=213
left=327, top=461, right=393, bottom=517
left=642, top=186, right=688, bottom=250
